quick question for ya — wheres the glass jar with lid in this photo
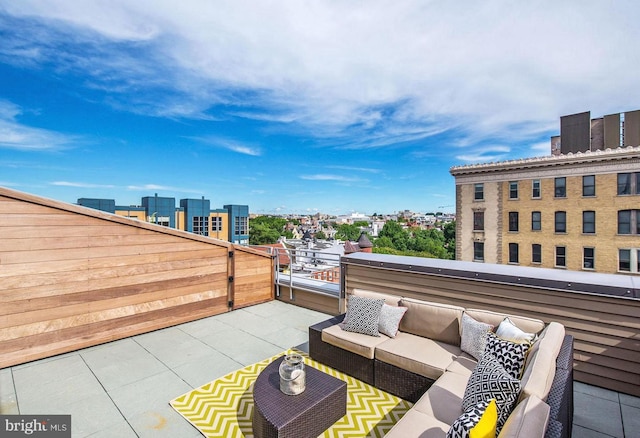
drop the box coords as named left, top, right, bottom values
left=279, top=353, right=306, bottom=395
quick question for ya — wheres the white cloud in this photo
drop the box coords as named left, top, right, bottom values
left=455, top=145, right=511, bottom=163
left=51, top=181, right=115, bottom=188
left=326, top=165, right=381, bottom=174
left=0, top=100, right=77, bottom=151
left=126, top=184, right=175, bottom=191
left=529, top=141, right=552, bottom=156
left=299, top=174, right=364, bottom=182
left=190, top=136, right=261, bottom=156
left=3, top=1, right=640, bottom=151
left=125, top=183, right=205, bottom=195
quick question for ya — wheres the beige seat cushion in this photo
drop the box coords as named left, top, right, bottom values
left=383, top=406, right=449, bottom=438
left=321, top=324, right=389, bottom=359
left=519, top=322, right=565, bottom=402
left=445, top=354, right=477, bottom=379
left=498, top=395, right=550, bottom=438
left=375, top=332, right=461, bottom=380
left=465, top=308, right=545, bottom=335
left=351, top=288, right=402, bottom=306
left=399, top=297, right=464, bottom=345
left=412, top=370, right=468, bottom=425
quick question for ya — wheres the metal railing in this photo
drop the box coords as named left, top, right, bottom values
left=253, top=246, right=341, bottom=300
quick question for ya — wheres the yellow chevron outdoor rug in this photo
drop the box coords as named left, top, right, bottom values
left=170, top=349, right=412, bottom=437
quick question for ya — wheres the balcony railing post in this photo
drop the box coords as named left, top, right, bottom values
left=339, top=257, right=346, bottom=313
left=275, top=248, right=280, bottom=297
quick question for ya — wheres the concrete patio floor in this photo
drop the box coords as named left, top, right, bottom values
left=1, top=300, right=638, bottom=437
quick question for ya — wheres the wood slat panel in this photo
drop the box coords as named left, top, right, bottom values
left=0, top=187, right=273, bottom=368
left=0, top=271, right=228, bottom=320
left=0, top=257, right=224, bottom=291
left=0, top=297, right=229, bottom=367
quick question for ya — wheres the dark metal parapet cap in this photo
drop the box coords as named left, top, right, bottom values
left=341, top=253, right=640, bottom=300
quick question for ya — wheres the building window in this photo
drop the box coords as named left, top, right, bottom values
left=474, top=184, right=484, bottom=201
left=234, top=216, right=248, bottom=235
left=619, top=249, right=631, bottom=272
left=583, top=175, right=596, bottom=197
left=508, top=212, right=519, bottom=232
left=193, top=216, right=209, bottom=236
left=618, top=173, right=640, bottom=195
left=618, top=210, right=640, bottom=235
left=583, top=211, right=596, bottom=234
left=618, top=173, right=630, bottom=195
left=531, top=211, right=541, bottom=231
left=555, top=211, right=566, bottom=233
left=473, top=211, right=484, bottom=231
left=473, top=242, right=484, bottom=261
left=508, top=243, right=519, bottom=264
left=555, top=246, right=566, bottom=268
left=554, top=177, right=566, bottom=198
left=583, top=247, right=595, bottom=270
left=532, top=179, right=541, bottom=198
left=509, top=181, right=518, bottom=199
left=211, top=216, right=222, bottom=231
left=532, top=244, right=542, bottom=264
left=617, top=249, right=640, bottom=272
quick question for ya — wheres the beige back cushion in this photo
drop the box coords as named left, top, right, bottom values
left=351, top=289, right=402, bottom=307
left=498, top=395, right=550, bottom=438
left=398, top=297, right=464, bottom=345
left=465, top=308, right=545, bottom=335
left=519, top=322, right=566, bottom=402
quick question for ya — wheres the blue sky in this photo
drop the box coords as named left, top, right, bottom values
left=1, top=1, right=639, bottom=215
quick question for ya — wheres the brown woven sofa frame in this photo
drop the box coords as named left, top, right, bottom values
left=309, top=315, right=574, bottom=438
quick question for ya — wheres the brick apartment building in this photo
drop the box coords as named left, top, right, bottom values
left=450, top=109, right=640, bottom=274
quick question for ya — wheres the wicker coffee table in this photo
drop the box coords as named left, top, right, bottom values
left=252, top=355, right=347, bottom=438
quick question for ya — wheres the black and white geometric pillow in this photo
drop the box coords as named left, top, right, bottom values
left=460, top=312, right=494, bottom=360
left=462, top=353, right=521, bottom=430
left=342, top=295, right=385, bottom=337
left=484, top=332, right=531, bottom=379
left=447, top=399, right=491, bottom=438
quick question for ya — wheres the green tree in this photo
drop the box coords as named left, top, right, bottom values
left=315, top=230, right=327, bottom=240
left=249, top=223, right=280, bottom=245
left=378, top=220, right=409, bottom=250
left=442, top=221, right=456, bottom=259
left=410, top=229, right=447, bottom=258
left=335, top=224, right=361, bottom=241
left=353, top=221, right=369, bottom=227
left=251, top=216, right=287, bottom=230
left=373, top=236, right=394, bottom=248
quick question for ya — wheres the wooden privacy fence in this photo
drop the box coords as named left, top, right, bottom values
left=0, top=187, right=273, bottom=368
left=341, top=252, right=640, bottom=398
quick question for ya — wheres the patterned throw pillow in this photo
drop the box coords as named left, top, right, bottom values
left=484, top=332, right=532, bottom=379
left=496, top=317, right=536, bottom=342
left=378, top=304, right=408, bottom=337
left=342, top=295, right=385, bottom=337
left=461, top=313, right=494, bottom=360
left=447, top=399, right=497, bottom=438
left=462, top=354, right=521, bottom=431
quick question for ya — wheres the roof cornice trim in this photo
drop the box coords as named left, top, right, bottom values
left=450, top=146, right=640, bottom=176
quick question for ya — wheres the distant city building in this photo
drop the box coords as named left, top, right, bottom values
left=450, top=109, right=640, bottom=275
left=78, top=194, right=248, bottom=244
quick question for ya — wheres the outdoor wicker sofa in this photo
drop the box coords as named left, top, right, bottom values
left=309, top=289, right=573, bottom=438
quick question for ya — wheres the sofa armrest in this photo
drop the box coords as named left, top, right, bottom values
left=544, top=334, right=573, bottom=438
left=309, top=314, right=346, bottom=333
left=308, top=313, right=376, bottom=384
